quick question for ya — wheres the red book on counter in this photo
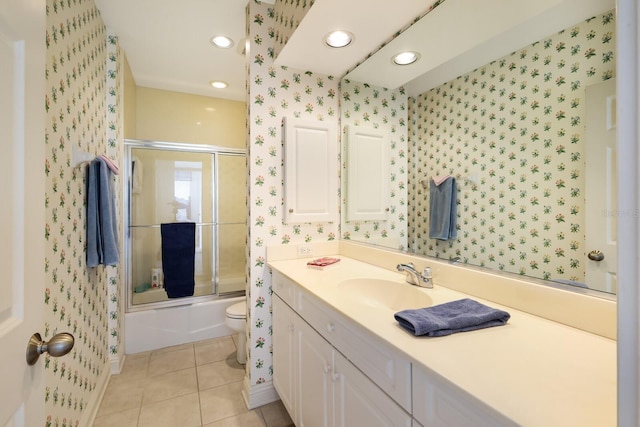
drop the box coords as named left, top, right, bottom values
left=306, top=257, right=341, bottom=269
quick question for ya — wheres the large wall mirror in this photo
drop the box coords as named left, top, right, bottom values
left=340, top=0, right=617, bottom=295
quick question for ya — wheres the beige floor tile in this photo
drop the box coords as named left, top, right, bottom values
left=231, top=334, right=239, bottom=349
left=203, top=410, right=266, bottom=427
left=195, top=336, right=237, bottom=366
left=138, top=392, right=202, bottom=427
left=126, top=350, right=152, bottom=359
left=96, top=380, right=144, bottom=418
left=197, top=358, right=245, bottom=391
left=109, top=354, right=150, bottom=386
left=142, top=367, right=198, bottom=405
left=259, top=400, right=294, bottom=427
left=153, top=342, right=194, bottom=354
left=148, top=347, right=195, bottom=377
left=199, top=381, right=248, bottom=425
left=92, top=407, right=140, bottom=427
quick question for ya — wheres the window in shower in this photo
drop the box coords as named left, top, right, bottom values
left=125, top=140, right=247, bottom=310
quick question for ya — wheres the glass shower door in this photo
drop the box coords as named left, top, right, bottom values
left=216, top=153, right=247, bottom=295
left=129, top=147, right=215, bottom=306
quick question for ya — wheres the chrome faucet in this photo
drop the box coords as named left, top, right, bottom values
left=396, top=263, right=433, bottom=288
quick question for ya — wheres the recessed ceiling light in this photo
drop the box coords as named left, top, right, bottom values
left=211, top=35, right=234, bottom=49
left=210, top=80, right=228, bottom=89
left=325, top=30, right=354, bottom=48
left=392, top=51, right=420, bottom=65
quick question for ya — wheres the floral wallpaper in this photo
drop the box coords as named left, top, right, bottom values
left=340, top=80, right=408, bottom=250
left=247, top=0, right=339, bottom=387
left=105, top=32, right=124, bottom=364
left=44, top=0, right=123, bottom=425
left=409, top=11, right=616, bottom=284
left=272, top=0, right=315, bottom=59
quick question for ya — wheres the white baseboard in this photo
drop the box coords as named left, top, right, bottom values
left=110, top=353, right=125, bottom=374
left=80, top=362, right=111, bottom=426
left=241, top=376, right=280, bottom=410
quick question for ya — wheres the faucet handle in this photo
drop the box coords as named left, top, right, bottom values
left=422, top=266, right=432, bottom=278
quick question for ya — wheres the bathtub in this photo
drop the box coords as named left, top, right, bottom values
left=131, top=275, right=245, bottom=305
left=124, top=295, right=244, bottom=354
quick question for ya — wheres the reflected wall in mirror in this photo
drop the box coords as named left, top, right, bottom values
left=340, top=81, right=408, bottom=249
left=341, top=9, right=616, bottom=294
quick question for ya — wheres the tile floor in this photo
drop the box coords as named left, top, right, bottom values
left=93, top=335, right=294, bottom=427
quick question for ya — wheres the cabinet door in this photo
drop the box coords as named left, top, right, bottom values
left=297, top=317, right=334, bottom=427
left=346, top=125, right=389, bottom=221
left=333, top=351, right=412, bottom=427
left=283, top=117, right=338, bottom=224
left=272, top=295, right=297, bottom=420
left=413, top=365, right=516, bottom=427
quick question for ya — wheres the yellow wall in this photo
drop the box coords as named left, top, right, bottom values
left=123, top=54, right=137, bottom=139
left=135, top=86, right=246, bottom=147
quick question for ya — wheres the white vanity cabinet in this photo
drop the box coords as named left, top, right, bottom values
left=412, top=365, right=517, bottom=427
left=273, top=281, right=412, bottom=427
left=272, top=294, right=298, bottom=420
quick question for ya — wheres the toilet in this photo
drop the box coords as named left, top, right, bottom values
left=225, top=300, right=247, bottom=364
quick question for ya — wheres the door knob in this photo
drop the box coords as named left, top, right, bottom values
left=26, top=332, right=74, bottom=365
left=588, top=250, right=605, bottom=261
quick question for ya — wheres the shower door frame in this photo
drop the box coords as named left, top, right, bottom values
left=124, top=139, right=247, bottom=313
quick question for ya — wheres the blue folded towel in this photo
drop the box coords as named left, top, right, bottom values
left=87, top=157, right=119, bottom=267
left=161, top=222, right=196, bottom=298
left=429, top=176, right=457, bottom=240
left=394, top=298, right=510, bottom=337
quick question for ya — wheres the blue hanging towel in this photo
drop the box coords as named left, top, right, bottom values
left=161, top=222, right=196, bottom=298
left=87, top=157, right=119, bottom=267
left=429, top=176, right=457, bottom=240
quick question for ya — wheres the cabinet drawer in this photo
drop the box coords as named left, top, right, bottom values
left=299, top=290, right=412, bottom=412
left=413, top=365, right=516, bottom=427
left=272, top=271, right=297, bottom=308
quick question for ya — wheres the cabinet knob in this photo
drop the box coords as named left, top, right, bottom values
left=288, top=324, right=294, bottom=332
left=289, top=208, right=294, bottom=213
left=332, top=371, right=340, bottom=382
left=326, top=323, right=335, bottom=333
left=323, top=364, right=331, bottom=374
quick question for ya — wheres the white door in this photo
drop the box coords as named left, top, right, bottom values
left=0, top=0, right=46, bottom=426
left=585, top=78, right=617, bottom=293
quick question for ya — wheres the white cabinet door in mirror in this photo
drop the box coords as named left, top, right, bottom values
left=284, top=117, right=338, bottom=224
left=346, top=126, right=389, bottom=221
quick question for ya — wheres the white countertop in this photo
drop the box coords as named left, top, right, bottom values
left=268, top=255, right=617, bottom=427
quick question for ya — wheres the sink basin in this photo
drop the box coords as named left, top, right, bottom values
left=338, top=278, right=432, bottom=311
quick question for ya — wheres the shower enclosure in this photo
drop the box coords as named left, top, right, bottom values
left=124, top=140, right=246, bottom=310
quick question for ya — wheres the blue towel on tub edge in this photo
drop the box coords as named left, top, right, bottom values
left=394, top=298, right=510, bottom=337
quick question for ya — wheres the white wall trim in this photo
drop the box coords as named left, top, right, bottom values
left=110, top=353, right=125, bottom=375
left=79, top=363, right=111, bottom=427
left=241, top=376, right=280, bottom=410
left=616, top=0, right=640, bottom=425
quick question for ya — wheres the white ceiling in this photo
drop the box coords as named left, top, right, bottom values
left=94, top=0, right=251, bottom=101
left=93, top=0, right=434, bottom=102
left=94, top=0, right=611, bottom=102
left=273, top=0, right=434, bottom=77
left=346, top=0, right=615, bottom=96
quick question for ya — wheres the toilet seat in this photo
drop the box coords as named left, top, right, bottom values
left=226, top=301, right=246, bottom=319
